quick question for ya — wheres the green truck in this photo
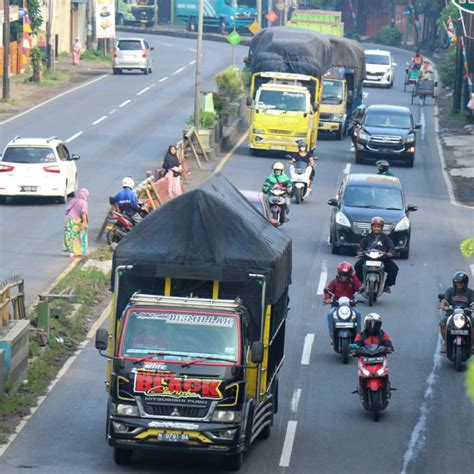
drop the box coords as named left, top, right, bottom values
left=288, top=9, right=344, bottom=37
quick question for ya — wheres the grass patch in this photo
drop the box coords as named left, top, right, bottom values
left=39, top=69, right=74, bottom=87
left=81, top=49, right=113, bottom=64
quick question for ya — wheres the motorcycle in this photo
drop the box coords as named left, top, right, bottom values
left=349, top=344, right=394, bottom=422
left=359, top=249, right=387, bottom=307
left=106, top=201, right=150, bottom=248
left=266, top=183, right=288, bottom=226
left=325, top=289, right=360, bottom=364
left=289, top=161, right=313, bottom=204
left=438, top=296, right=473, bottom=371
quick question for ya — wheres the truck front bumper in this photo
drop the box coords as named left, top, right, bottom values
left=249, top=132, right=308, bottom=152
left=318, top=121, right=342, bottom=132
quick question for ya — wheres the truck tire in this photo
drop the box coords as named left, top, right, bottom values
left=225, top=452, right=243, bottom=471
left=219, top=18, right=227, bottom=34
left=187, top=17, right=197, bottom=32
left=335, top=127, right=343, bottom=140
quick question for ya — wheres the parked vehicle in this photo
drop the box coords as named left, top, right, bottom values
left=106, top=201, right=150, bottom=247
left=0, top=136, right=79, bottom=204
left=359, top=249, right=387, bottom=307
left=353, top=105, right=421, bottom=167
left=289, top=161, right=312, bottom=204
left=411, top=79, right=438, bottom=105
left=116, top=0, right=157, bottom=26
left=240, top=190, right=279, bottom=226
left=403, top=63, right=420, bottom=91
left=95, top=175, right=291, bottom=470
left=327, top=173, right=418, bottom=259
left=363, top=50, right=396, bottom=88
left=113, top=38, right=154, bottom=75
left=350, top=344, right=394, bottom=421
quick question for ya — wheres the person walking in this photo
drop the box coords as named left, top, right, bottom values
left=162, top=145, right=183, bottom=199
left=63, top=188, right=89, bottom=257
left=72, top=38, right=82, bottom=65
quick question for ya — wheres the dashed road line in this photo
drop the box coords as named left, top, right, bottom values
left=290, top=388, right=302, bottom=413
left=92, top=115, right=107, bottom=125
left=316, top=260, right=328, bottom=295
left=189, top=60, right=196, bottom=65
left=65, top=131, right=83, bottom=143
left=109, top=109, right=117, bottom=115
left=343, top=162, right=351, bottom=174
left=137, top=86, right=151, bottom=96
left=420, top=107, right=426, bottom=140
left=158, top=42, right=172, bottom=46
left=279, top=421, right=298, bottom=467
left=119, top=99, right=131, bottom=108
left=172, top=67, right=186, bottom=75
left=188, top=48, right=196, bottom=52
left=159, top=76, right=168, bottom=82
left=470, top=264, right=474, bottom=278
left=301, top=333, right=315, bottom=365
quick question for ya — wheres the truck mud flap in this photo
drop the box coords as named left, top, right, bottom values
left=249, top=398, right=273, bottom=444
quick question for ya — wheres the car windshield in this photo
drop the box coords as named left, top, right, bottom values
left=120, top=309, right=239, bottom=363
left=344, top=185, right=404, bottom=210
left=2, top=146, right=56, bottom=164
left=322, top=80, right=343, bottom=103
left=364, top=111, right=412, bottom=129
left=118, top=40, right=142, bottom=50
left=256, top=90, right=307, bottom=112
left=365, top=54, right=390, bottom=65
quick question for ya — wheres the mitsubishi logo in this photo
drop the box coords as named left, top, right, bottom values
left=170, top=407, right=181, bottom=417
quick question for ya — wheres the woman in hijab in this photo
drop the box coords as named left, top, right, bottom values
left=162, top=144, right=183, bottom=199
left=72, top=37, right=82, bottom=65
left=63, top=188, right=89, bottom=257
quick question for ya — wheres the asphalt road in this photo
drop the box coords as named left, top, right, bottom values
left=1, top=40, right=473, bottom=474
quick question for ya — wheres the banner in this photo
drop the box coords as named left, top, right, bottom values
left=95, top=0, right=115, bottom=39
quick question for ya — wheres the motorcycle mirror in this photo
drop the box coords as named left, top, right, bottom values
left=464, top=308, right=472, bottom=317
left=438, top=293, right=445, bottom=301
left=246, top=96, right=252, bottom=107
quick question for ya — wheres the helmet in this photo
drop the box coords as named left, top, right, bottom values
left=376, top=160, right=390, bottom=173
left=371, top=216, right=385, bottom=227
left=337, top=262, right=354, bottom=282
left=452, top=271, right=469, bottom=288
left=122, top=176, right=135, bottom=189
left=355, top=104, right=366, bottom=118
left=272, top=162, right=285, bottom=176
left=298, top=140, right=308, bottom=151
left=364, top=313, right=382, bottom=335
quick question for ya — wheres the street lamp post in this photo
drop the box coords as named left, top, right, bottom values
left=193, top=0, right=204, bottom=131
left=2, top=0, right=10, bottom=100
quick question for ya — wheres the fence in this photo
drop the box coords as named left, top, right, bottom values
left=0, top=278, right=26, bottom=330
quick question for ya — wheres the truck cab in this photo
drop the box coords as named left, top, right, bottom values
left=319, top=76, right=347, bottom=140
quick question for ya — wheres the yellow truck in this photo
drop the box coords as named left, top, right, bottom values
left=319, top=74, right=348, bottom=140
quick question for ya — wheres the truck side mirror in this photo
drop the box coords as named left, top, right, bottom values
left=95, top=328, right=109, bottom=351
left=312, top=103, right=318, bottom=113
left=250, top=341, right=264, bottom=364
left=415, top=123, right=422, bottom=130
left=246, top=96, right=252, bottom=107
left=407, top=204, right=418, bottom=212
left=71, top=153, right=80, bottom=160
left=327, top=197, right=338, bottom=207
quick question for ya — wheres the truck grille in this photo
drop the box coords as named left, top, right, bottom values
left=268, top=129, right=293, bottom=135
left=353, top=222, right=392, bottom=234
left=319, top=113, right=332, bottom=121
left=144, top=403, right=208, bottom=418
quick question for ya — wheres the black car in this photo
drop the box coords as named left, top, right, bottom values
left=354, top=104, right=421, bottom=167
left=327, top=173, right=417, bottom=259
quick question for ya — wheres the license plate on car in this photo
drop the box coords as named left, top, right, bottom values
left=365, top=261, right=382, bottom=267
left=450, top=329, right=469, bottom=336
left=157, top=431, right=189, bottom=443
left=20, top=186, right=38, bottom=192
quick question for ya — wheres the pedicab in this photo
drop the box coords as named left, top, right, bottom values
left=411, top=78, right=437, bottom=105
left=404, top=64, right=420, bottom=92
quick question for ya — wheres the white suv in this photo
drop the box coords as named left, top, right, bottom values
left=112, top=38, right=154, bottom=75
left=363, top=50, right=397, bottom=88
left=0, top=137, right=80, bottom=203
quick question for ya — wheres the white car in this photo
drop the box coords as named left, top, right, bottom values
left=112, top=38, right=154, bottom=75
left=0, top=137, right=80, bottom=203
left=363, top=49, right=397, bottom=88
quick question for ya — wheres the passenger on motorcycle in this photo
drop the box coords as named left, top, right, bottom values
left=349, top=104, right=367, bottom=150
left=439, top=271, right=474, bottom=353
left=354, top=313, right=394, bottom=351
left=375, top=160, right=394, bottom=177
left=324, top=262, right=362, bottom=343
left=354, top=216, right=399, bottom=293
left=109, top=177, right=143, bottom=224
left=262, top=162, right=293, bottom=221
left=289, top=141, right=315, bottom=189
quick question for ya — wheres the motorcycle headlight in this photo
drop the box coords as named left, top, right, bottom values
left=113, top=403, right=139, bottom=416
left=337, top=306, right=352, bottom=320
left=453, top=314, right=465, bottom=329
left=359, top=131, right=370, bottom=141
left=376, top=367, right=386, bottom=376
left=212, top=410, right=241, bottom=423
left=404, top=134, right=415, bottom=143
left=335, top=211, right=351, bottom=228
left=360, top=366, right=371, bottom=377
left=394, top=216, right=410, bottom=232
left=253, top=128, right=264, bottom=134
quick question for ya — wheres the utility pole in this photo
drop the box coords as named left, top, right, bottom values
left=193, top=0, right=204, bottom=131
left=46, top=0, right=55, bottom=71
left=2, top=0, right=10, bottom=100
left=154, top=0, right=159, bottom=29
left=257, top=0, right=261, bottom=26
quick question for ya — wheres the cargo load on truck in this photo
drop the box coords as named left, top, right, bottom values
left=328, top=36, right=365, bottom=86
left=288, top=9, right=344, bottom=37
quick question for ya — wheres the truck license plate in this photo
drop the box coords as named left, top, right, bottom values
left=270, top=145, right=286, bottom=150
left=157, top=432, right=189, bottom=442
left=20, top=186, right=38, bottom=192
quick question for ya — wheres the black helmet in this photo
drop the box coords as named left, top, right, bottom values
left=376, top=160, right=390, bottom=173
left=364, top=313, right=382, bottom=335
left=452, top=271, right=469, bottom=288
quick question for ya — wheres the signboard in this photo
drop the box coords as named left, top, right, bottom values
left=452, top=0, right=474, bottom=14
left=266, top=11, right=278, bottom=24
left=248, top=21, right=261, bottom=35
left=95, top=0, right=115, bottom=39
left=227, top=30, right=242, bottom=46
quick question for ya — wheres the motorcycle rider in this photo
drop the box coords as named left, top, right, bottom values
left=354, top=216, right=399, bottom=293
left=262, top=162, right=293, bottom=221
left=349, top=104, right=367, bottom=151
left=354, top=313, right=394, bottom=351
left=439, top=271, right=474, bottom=353
left=109, top=177, right=143, bottom=224
left=289, top=141, right=315, bottom=190
left=324, top=262, right=362, bottom=344
left=375, top=160, right=394, bottom=177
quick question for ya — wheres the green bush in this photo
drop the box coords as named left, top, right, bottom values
left=212, top=92, right=224, bottom=118
left=241, top=68, right=252, bottom=89
left=213, top=67, right=243, bottom=101
left=185, top=111, right=216, bottom=129
left=439, top=47, right=456, bottom=88
left=374, top=26, right=402, bottom=46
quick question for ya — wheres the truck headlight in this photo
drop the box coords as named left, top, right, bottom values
left=253, top=128, right=264, bottom=134
left=335, top=211, right=351, bottom=228
left=394, top=217, right=410, bottom=232
left=113, top=403, right=139, bottom=416
left=212, top=410, right=241, bottom=423
left=331, top=113, right=344, bottom=121
left=359, top=131, right=370, bottom=141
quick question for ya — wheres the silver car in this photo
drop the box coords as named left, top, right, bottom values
left=112, top=38, right=153, bottom=75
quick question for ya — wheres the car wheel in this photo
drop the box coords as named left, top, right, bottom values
left=399, top=246, right=410, bottom=259
left=148, top=67, right=152, bottom=74
left=335, top=128, right=343, bottom=140
left=143, top=68, right=148, bottom=75
left=112, top=68, right=120, bottom=75
left=70, top=174, right=78, bottom=197
left=58, top=182, right=68, bottom=204
left=331, top=242, right=340, bottom=255
left=406, top=156, right=415, bottom=168
left=250, top=148, right=260, bottom=157
left=0, top=196, right=7, bottom=204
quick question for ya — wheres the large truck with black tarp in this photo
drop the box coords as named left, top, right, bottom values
left=95, top=174, right=292, bottom=471
left=245, top=27, right=332, bottom=154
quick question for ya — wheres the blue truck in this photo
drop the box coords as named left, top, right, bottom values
left=176, top=0, right=257, bottom=33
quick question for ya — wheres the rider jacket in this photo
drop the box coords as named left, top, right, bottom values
left=262, top=174, right=293, bottom=194
left=110, top=188, right=140, bottom=217
left=291, top=151, right=313, bottom=165
left=354, top=330, right=394, bottom=351
left=357, top=232, right=395, bottom=256
left=444, top=287, right=474, bottom=308
left=325, top=277, right=361, bottom=302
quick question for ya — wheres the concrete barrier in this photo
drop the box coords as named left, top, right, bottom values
left=0, top=349, right=5, bottom=393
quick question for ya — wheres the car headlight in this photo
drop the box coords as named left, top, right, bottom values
left=359, top=131, right=370, bottom=140
left=337, top=306, right=352, bottom=320
left=335, top=211, right=351, bottom=227
left=404, top=134, right=415, bottom=143
left=453, top=314, right=465, bottom=329
left=394, top=216, right=410, bottom=232
left=113, top=403, right=139, bottom=416
left=212, top=410, right=241, bottom=423
left=253, top=128, right=264, bottom=134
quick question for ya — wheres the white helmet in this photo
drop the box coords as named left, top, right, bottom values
left=122, top=176, right=135, bottom=189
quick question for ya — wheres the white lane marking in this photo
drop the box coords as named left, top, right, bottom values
left=420, top=107, right=426, bottom=140
left=158, top=42, right=172, bottom=46
left=172, top=67, right=186, bottom=76
left=290, top=388, right=302, bottom=413
left=159, top=76, right=168, bottom=82
left=119, top=99, right=131, bottom=108
left=189, top=60, right=196, bottom=65
left=316, top=260, right=328, bottom=295
left=92, top=115, right=107, bottom=125
left=137, top=86, right=151, bottom=96
left=400, top=335, right=443, bottom=474
left=301, top=333, right=315, bottom=365
left=188, top=48, right=197, bottom=52
left=0, top=74, right=107, bottom=126
left=279, top=421, right=298, bottom=467
left=65, top=131, right=83, bottom=143
left=343, top=162, right=351, bottom=174
left=470, top=264, right=474, bottom=278
left=109, top=109, right=117, bottom=115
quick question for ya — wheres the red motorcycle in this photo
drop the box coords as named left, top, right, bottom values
left=106, top=201, right=150, bottom=248
left=350, top=344, right=395, bottom=421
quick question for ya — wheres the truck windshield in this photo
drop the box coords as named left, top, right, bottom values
left=344, top=185, right=403, bottom=210
left=224, top=0, right=238, bottom=7
left=365, top=54, right=390, bottom=65
left=120, top=309, right=239, bottom=364
left=322, top=80, right=343, bottom=104
left=256, top=90, right=307, bottom=112
left=364, top=112, right=412, bottom=129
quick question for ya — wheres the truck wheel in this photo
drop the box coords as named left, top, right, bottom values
left=335, top=127, right=343, bottom=140
left=219, top=18, right=227, bottom=34
left=187, top=17, right=197, bottom=32
left=226, top=452, right=243, bottom=471
left=114, top=447, right=133, bottom=465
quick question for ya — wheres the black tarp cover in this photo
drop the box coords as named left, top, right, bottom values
left=112, top=174, right=292, bottom=305
left=248, top=27, right=332, bottom=79
left=327, top=36, right=366, bottom=85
